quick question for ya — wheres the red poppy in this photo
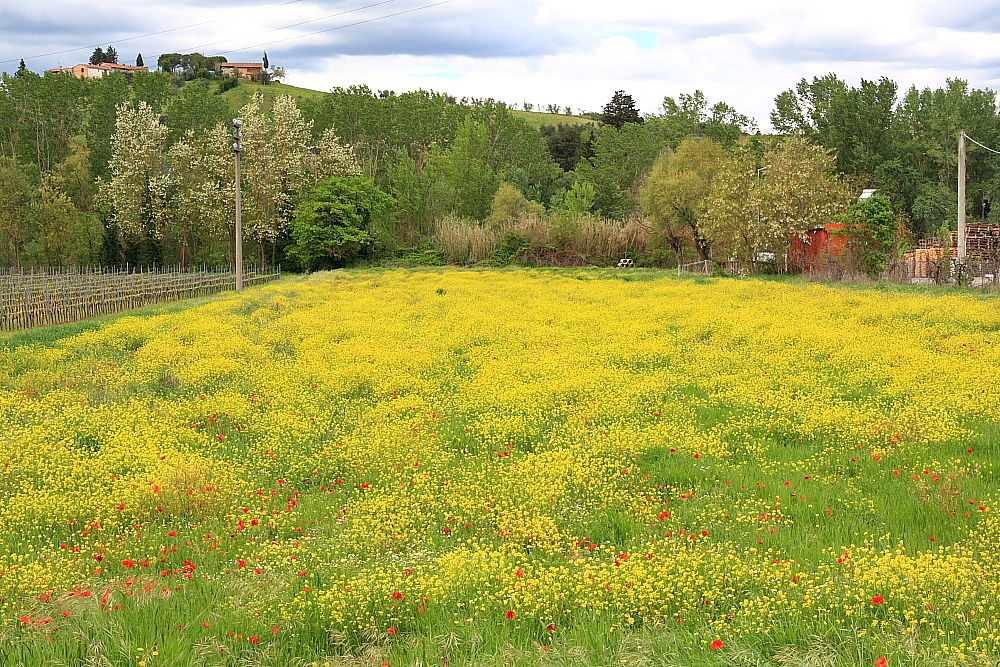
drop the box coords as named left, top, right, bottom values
left=387, top=627, right=396, bottom=635
left=871, top=595, right=885, bottom=604
left=272, top=626, right=279, bottom=634
left=249, top=636, right=259, bottom=643
left=875, top=657, right=887, bottom=667
left=121, top=560, right=135, bottom=568
left=505, top=610, right=515, bottom=619
left=547, top=623, right=556, bottom=631
left=203, top=622, right=210, bottom=628
left=710, top=640, right=724, bottom=650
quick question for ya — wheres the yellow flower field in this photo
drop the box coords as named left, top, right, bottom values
left=0, top=269, right=998, bottom=666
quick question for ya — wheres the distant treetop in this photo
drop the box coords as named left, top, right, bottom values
left=601, top=90, right=643, bottom=128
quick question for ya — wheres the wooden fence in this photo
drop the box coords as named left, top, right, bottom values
left=0, top=265, right=281, bottom=332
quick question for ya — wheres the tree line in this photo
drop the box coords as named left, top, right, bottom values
left=0, top=64, right=996, bottom=271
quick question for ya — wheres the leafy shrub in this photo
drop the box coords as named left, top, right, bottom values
left=489, top=230, right=530, bottom=266
left=288, top=176, right=393, bottom=270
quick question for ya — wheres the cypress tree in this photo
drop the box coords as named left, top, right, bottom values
left=136, top=53, right=144, bottom=67
left=15, top=59, right=28, bottom=77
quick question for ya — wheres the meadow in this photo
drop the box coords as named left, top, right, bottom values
left=0, top=269, right=998, bottom=667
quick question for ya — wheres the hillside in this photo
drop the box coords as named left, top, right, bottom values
left=217, top=80, right=596, bottom=127
left=511, top=109, right=596, bottom=127
left=219, top=80, right=326, bottom=112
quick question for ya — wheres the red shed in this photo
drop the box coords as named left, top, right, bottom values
left=788, top=223, right=846, bottom=273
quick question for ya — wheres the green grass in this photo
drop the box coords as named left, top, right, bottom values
left=219, top=80, right=327, bottom=113
left=511, top=110, right=596, bottom=128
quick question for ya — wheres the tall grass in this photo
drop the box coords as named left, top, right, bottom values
left=431, top=213, right=652, bottom=266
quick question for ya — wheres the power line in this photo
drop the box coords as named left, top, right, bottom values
left=216, top=0, right=455, bottom=56
left=174, top=0, right=404, bottom=56
left=1, top=0, right=307, bottom=66
left=966, top=134, right=1000, bottom=156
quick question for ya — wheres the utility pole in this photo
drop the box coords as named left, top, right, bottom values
left=232, top=118, right=244, bottom=291
left=958, top=130, right=967, bottom=259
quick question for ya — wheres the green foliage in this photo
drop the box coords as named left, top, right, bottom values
left=539, top=123, right=593, bottom=171
left=86, top=72, right=130, bottom=178
left=129, top=70, right=173, bottom=115
left=158, top=52, right=227, bottom=79
left=656, top=90, right=756, bottom=148
left=601, top=90, right=643, bottom=128
left=559, top=180, right=596, bottom=215
left=163, top=80, right=231, bottom=143
left=489, top=230, right=530, bottom=266
left=576, top=123, right=665, bottom=218
left=911, top=183, right=956, bottom=236
left=288, top=176, right=393, bottom=270
left=0, top=70, right=88, bottom=172
left=841, top=193, right=898, bottom=277
left=397, top=243, right=447, bottom=266
left=772, top=76, right=1000, bottom=239
left=641, top=137, right=726, bottom=262
left=216, top=76, right=240, bottom=94
left=486, top=183, right=544, bottom=229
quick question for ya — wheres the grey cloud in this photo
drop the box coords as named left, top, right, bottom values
left=4, top=0, right=582, bottom=72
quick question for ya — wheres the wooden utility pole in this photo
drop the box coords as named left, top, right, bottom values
left=233, top=118, right=244, bottom=291
left=958, top=131, right=967, bottom=259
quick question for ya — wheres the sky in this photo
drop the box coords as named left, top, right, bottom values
left=3, top=0, right=1000, bottom=130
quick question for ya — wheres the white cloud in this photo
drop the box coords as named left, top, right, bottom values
left=4, top=0, right=1000, bottom=130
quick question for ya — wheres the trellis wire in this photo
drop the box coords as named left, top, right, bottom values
left=0, top=265, right=280, bottom=332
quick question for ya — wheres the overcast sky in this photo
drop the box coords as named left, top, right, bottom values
left=3, top=0, right=1000, bottom=129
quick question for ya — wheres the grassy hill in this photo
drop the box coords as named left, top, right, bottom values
left=217, top=80, right=596, bottom=127
left=219, top=80, right=326, bottom=112
left=511, top=109, right=596, bottom=127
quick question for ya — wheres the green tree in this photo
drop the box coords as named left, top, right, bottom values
left=425, top=119, right=499, bottom=220
left=656, top=91, right=756, bottom=148
left=86, top=71, right=130, bottom=177
left=90, top=48, right=106, bottom=66
left=486, top=182, right=544, bottom=229
left=841, top=193, right=897, bottom=277
left=28, top=181, right=103, bottom=266
left=703, top=136, right=849, bottom=263
left=540, top=123, right=592, bottom=171
left=641, top=137, right=726, bottom=263
left=576, top=123, right=664, bottom=218
left=136, top=53, right=144, bottom=68
left=97, top=101, right=169, bottom=243
left=0, top=159, right=37, bottom=267
left=0, top=70, right=88, bottom=173
left=601, top=90, right=643, bottom=129
left=15, top=60, right=28, bottom=78
left=288, top=176, right=392, bottom=269
left=559, top=180, right=596, bottom=215
left=130, top=71, right=173, bottom=114
left=163, top=80, right=231, bottom=144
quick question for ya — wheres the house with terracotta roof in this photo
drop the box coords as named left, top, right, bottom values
left=48, top=63, right=148, bottom=79
left=218, top=62, right=264, bottom=78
